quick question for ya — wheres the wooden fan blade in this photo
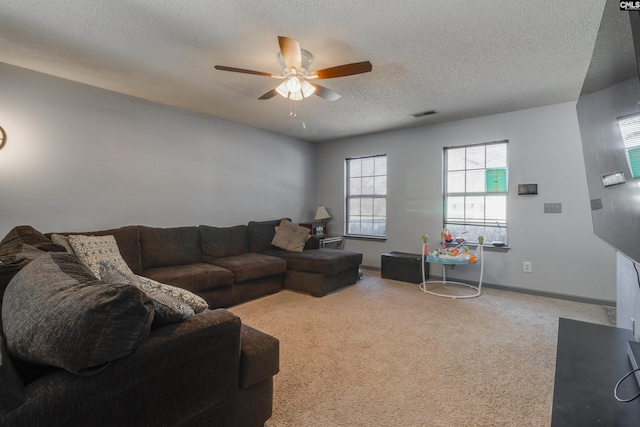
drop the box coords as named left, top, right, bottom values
left=258, top=88, right=279, bottom=100
left=310, top=83, right=341, bottom=101
left=312, top=61, right=372, bottom=79
left=215, top=65, right=277, bottom=77
left=278, top=36, right=301, bottom=71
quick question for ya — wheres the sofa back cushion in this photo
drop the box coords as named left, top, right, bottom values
left=2, top=252, right=154, bottom=376
left=48, top=226, right=143, bottom=274
left=0, top=226, right=67, bottom=298
left=247, top=219, right=286, bottom=253
left=139, top=226, right=202, bottom=269
left=0, top=225, right=65, bottom=254
left=199, top=225, right=248, bottom=261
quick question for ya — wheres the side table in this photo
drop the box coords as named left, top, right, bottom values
left=418, top=243, right=484, bottom=299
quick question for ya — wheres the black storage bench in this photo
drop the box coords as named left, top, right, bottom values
left=381, top=252, right=429, bottom=284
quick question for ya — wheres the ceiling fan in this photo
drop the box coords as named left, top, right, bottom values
left=215, top=36, right=372, bottom=102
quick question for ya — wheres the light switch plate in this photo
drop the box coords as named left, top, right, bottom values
left=602, top=171, right=625, bottom=187
left=544, top=203, right=562, bottom=213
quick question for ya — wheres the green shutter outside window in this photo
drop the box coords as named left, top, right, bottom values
left=628, top=147, right=640, bottom=179
left=486, top=168, right=507, bottom=192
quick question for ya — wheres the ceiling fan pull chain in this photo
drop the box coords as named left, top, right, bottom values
left=290, top=100, right=297, bottom=118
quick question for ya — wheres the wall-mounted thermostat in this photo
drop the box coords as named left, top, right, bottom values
left=601, top=171, right=625, bottom=188
left=518, top=183, right=538, bottom=195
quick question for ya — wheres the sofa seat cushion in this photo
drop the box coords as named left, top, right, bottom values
left=239, top=324, right=279, bottom=388
left=209, top=253, right=287, bottom=283
left=142, top=262, right=234, bottom=293
left=2, top=252, right=154, bottom=375
left=267, top=248, right=363, bottom=276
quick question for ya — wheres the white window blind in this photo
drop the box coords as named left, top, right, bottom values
left=617, top=113, right=640, bottom=179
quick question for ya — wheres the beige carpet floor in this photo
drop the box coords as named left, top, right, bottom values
left=229, top=269, right=614, bottom=427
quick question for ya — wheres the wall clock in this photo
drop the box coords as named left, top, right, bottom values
left=0, top=126, right=6, bottom=151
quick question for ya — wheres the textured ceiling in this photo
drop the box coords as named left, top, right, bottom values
left=0, top=0, right=607, bottom=143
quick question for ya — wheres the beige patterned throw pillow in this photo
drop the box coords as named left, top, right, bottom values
left=68, top=234, right=134, bottom=279
left=99, top=262, right=196, bottom=325
left=271, top=219, right=311, bottom=252
left=131, top=275, right=209, bottom=314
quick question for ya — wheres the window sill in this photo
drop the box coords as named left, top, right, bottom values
left=482, top=244, right=510, bottom=252
left=344, top=234, right=387, bottom=242
left=464, top=243, right=510, bottom=251
left=440, top=241, right=510, bottom=251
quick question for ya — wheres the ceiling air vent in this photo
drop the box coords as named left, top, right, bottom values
left=411, top=110, right=438, bottom=118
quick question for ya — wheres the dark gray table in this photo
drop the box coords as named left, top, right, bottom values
left=551, top=318, right=640, bottom=426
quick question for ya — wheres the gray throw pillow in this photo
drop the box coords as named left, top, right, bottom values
left=2, top=252, right=154, bottom=375
left=0, top=317, right=25, bottom=415
left=99, top=262, right=195, bottom=326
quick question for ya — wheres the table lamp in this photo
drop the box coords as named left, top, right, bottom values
left=314, top=206, right=331, bottom=235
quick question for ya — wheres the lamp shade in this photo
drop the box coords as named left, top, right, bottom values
left=314, top=206, right=331, bottom=221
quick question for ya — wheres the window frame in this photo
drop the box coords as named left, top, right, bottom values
left=617, top=113, right=640, bottom=179
left=443, top=141, right=509, bottom=246
left=345, top=154, right=387, bottom=239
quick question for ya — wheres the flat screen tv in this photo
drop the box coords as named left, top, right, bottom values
left=577, top=4, right=640, bottom=264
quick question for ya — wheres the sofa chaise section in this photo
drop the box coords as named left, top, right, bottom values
left=268, top=248, right=362, bottom=297
left=247, top=219, right=363, bottom=297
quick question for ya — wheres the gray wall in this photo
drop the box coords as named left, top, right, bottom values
left=317, top=102, right=616, bottom=302
left=0, top=63, right=318, bottom=236
left=0, top=61, right=619, bottom=304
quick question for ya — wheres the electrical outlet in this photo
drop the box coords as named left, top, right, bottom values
left=523, top=261, right=532, bottom=273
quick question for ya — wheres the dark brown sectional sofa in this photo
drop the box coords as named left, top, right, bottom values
left=49, top=219, right=362, bottom=308
left=0, top=219, right=362, bottom=427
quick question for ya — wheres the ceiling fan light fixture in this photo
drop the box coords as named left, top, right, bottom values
left=286, top=76, right=302, bottom=93
left=301, top=80, right=315, bottom=98
left=276, top=81, right=290, bottom=98
left=216, top=36, right=371, bottom=103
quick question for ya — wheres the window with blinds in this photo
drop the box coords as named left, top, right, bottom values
left=617, top=113, right=640, bottom=179
left=443, top=141, right=508, bottom=245
left=345, top=154, right=387, bottom=237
